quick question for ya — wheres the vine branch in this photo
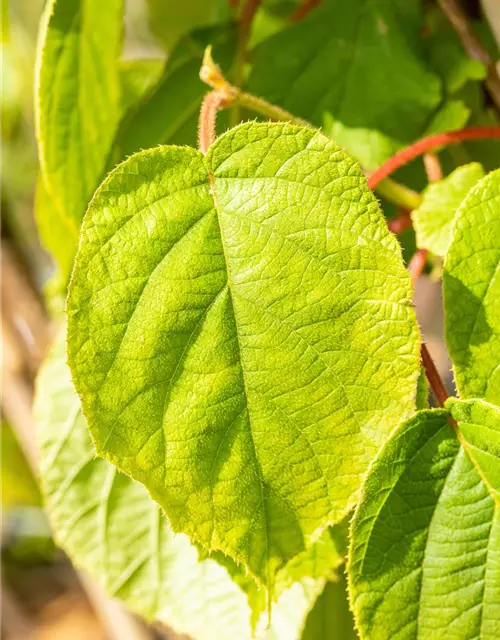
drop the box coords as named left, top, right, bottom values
left=420, top=343, right=449, bottom=407
left=405, top=247, right=448, bottom=407
left=388, top=208, right=412, bottom=235
left=291, top=0, right=321, bottom=22
left=231, top=0, right=262, bottom=125
left=368, top=127, right=500, bottom=189
left=438, top=0, right=500, bottom=113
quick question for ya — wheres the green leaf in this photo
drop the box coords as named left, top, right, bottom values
left=412, top=163, right=485, bottom=257
left=444, top=169, right=500, bottom=404
left=447, top=397, right=500, bottom=500
left=348, top=409, right=500, bottom=639
left=35, top=329, right=327, bottom=640
left=424, top=99, right=471, bottom=137
left=301, top=572, right=358, bottom=640
left=35, top=0, right=123, bottom=283
left=248, top=0, right=441, bottom=169
left=67, top=121, right=420, bottom=584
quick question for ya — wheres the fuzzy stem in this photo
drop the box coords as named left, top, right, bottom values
left=368, top=127, right=500, bottom=189
left=375, top=177, right=422, bottom=210
left=198, top=91, right=226, bottom=154
left=236, top=91, right=311, bottom=126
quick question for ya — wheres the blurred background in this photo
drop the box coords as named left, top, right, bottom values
left=1, top=0, right=499, bottom=638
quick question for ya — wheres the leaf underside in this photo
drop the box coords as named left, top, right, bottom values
left=67, top=121, right=420, bottom=584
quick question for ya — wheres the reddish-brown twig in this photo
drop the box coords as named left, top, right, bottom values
left=408, top=248, right=429, bottom=284
left=388, top=209, right=412, bottom=235
left=368, top=127, right=500, bottom=189
left=420, top=343, right=449, bottom=407
left=438, top=0, right=500, bottom=113
left=291, top=0, right=321, bottom=22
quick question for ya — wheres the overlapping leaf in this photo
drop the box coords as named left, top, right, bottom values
left=447, top=397, right=500, bottom=500
left=444, top=169, right=500, bottom=404
left=35, top=0, right=123, bottom=283
left=249, top=0, right=441, bottom=169
left=35, top=329, right=330, bottom=640
left=67, top=121, right=420, bottom=584
left=412, top=163, right=484, bottom=256
left=349, top=409, right=500, bottom=639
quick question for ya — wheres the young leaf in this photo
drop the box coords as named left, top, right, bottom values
left=248, top=0, right=442, bottom=169
left=412, top=163, right=485, bottom=257
left=444, top=169, right=500, bottom=404
left=447, top=397, right=500, bottom=500
left=67, top=122, right=420, bottom=584
left=35, top=0, right=123, bottom=283
left=349, top=409, right=500, bottom=639
left=35, top=329, right=327, bottom=640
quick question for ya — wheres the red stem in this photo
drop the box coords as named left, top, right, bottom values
left=420, top=344, right=449, bottom=407
left=368, top=127, right=500, bottom=189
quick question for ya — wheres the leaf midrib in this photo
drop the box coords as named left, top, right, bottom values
left=207, top=169, right=271, bottom=584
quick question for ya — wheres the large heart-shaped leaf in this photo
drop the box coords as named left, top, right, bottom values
left=67, top=121, right=420, bottom=584
left=444, top=169, right=500, bottom=404
left=35, top=329, right=333, bottom=640
left=348, top=409, right=500, bottom=639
